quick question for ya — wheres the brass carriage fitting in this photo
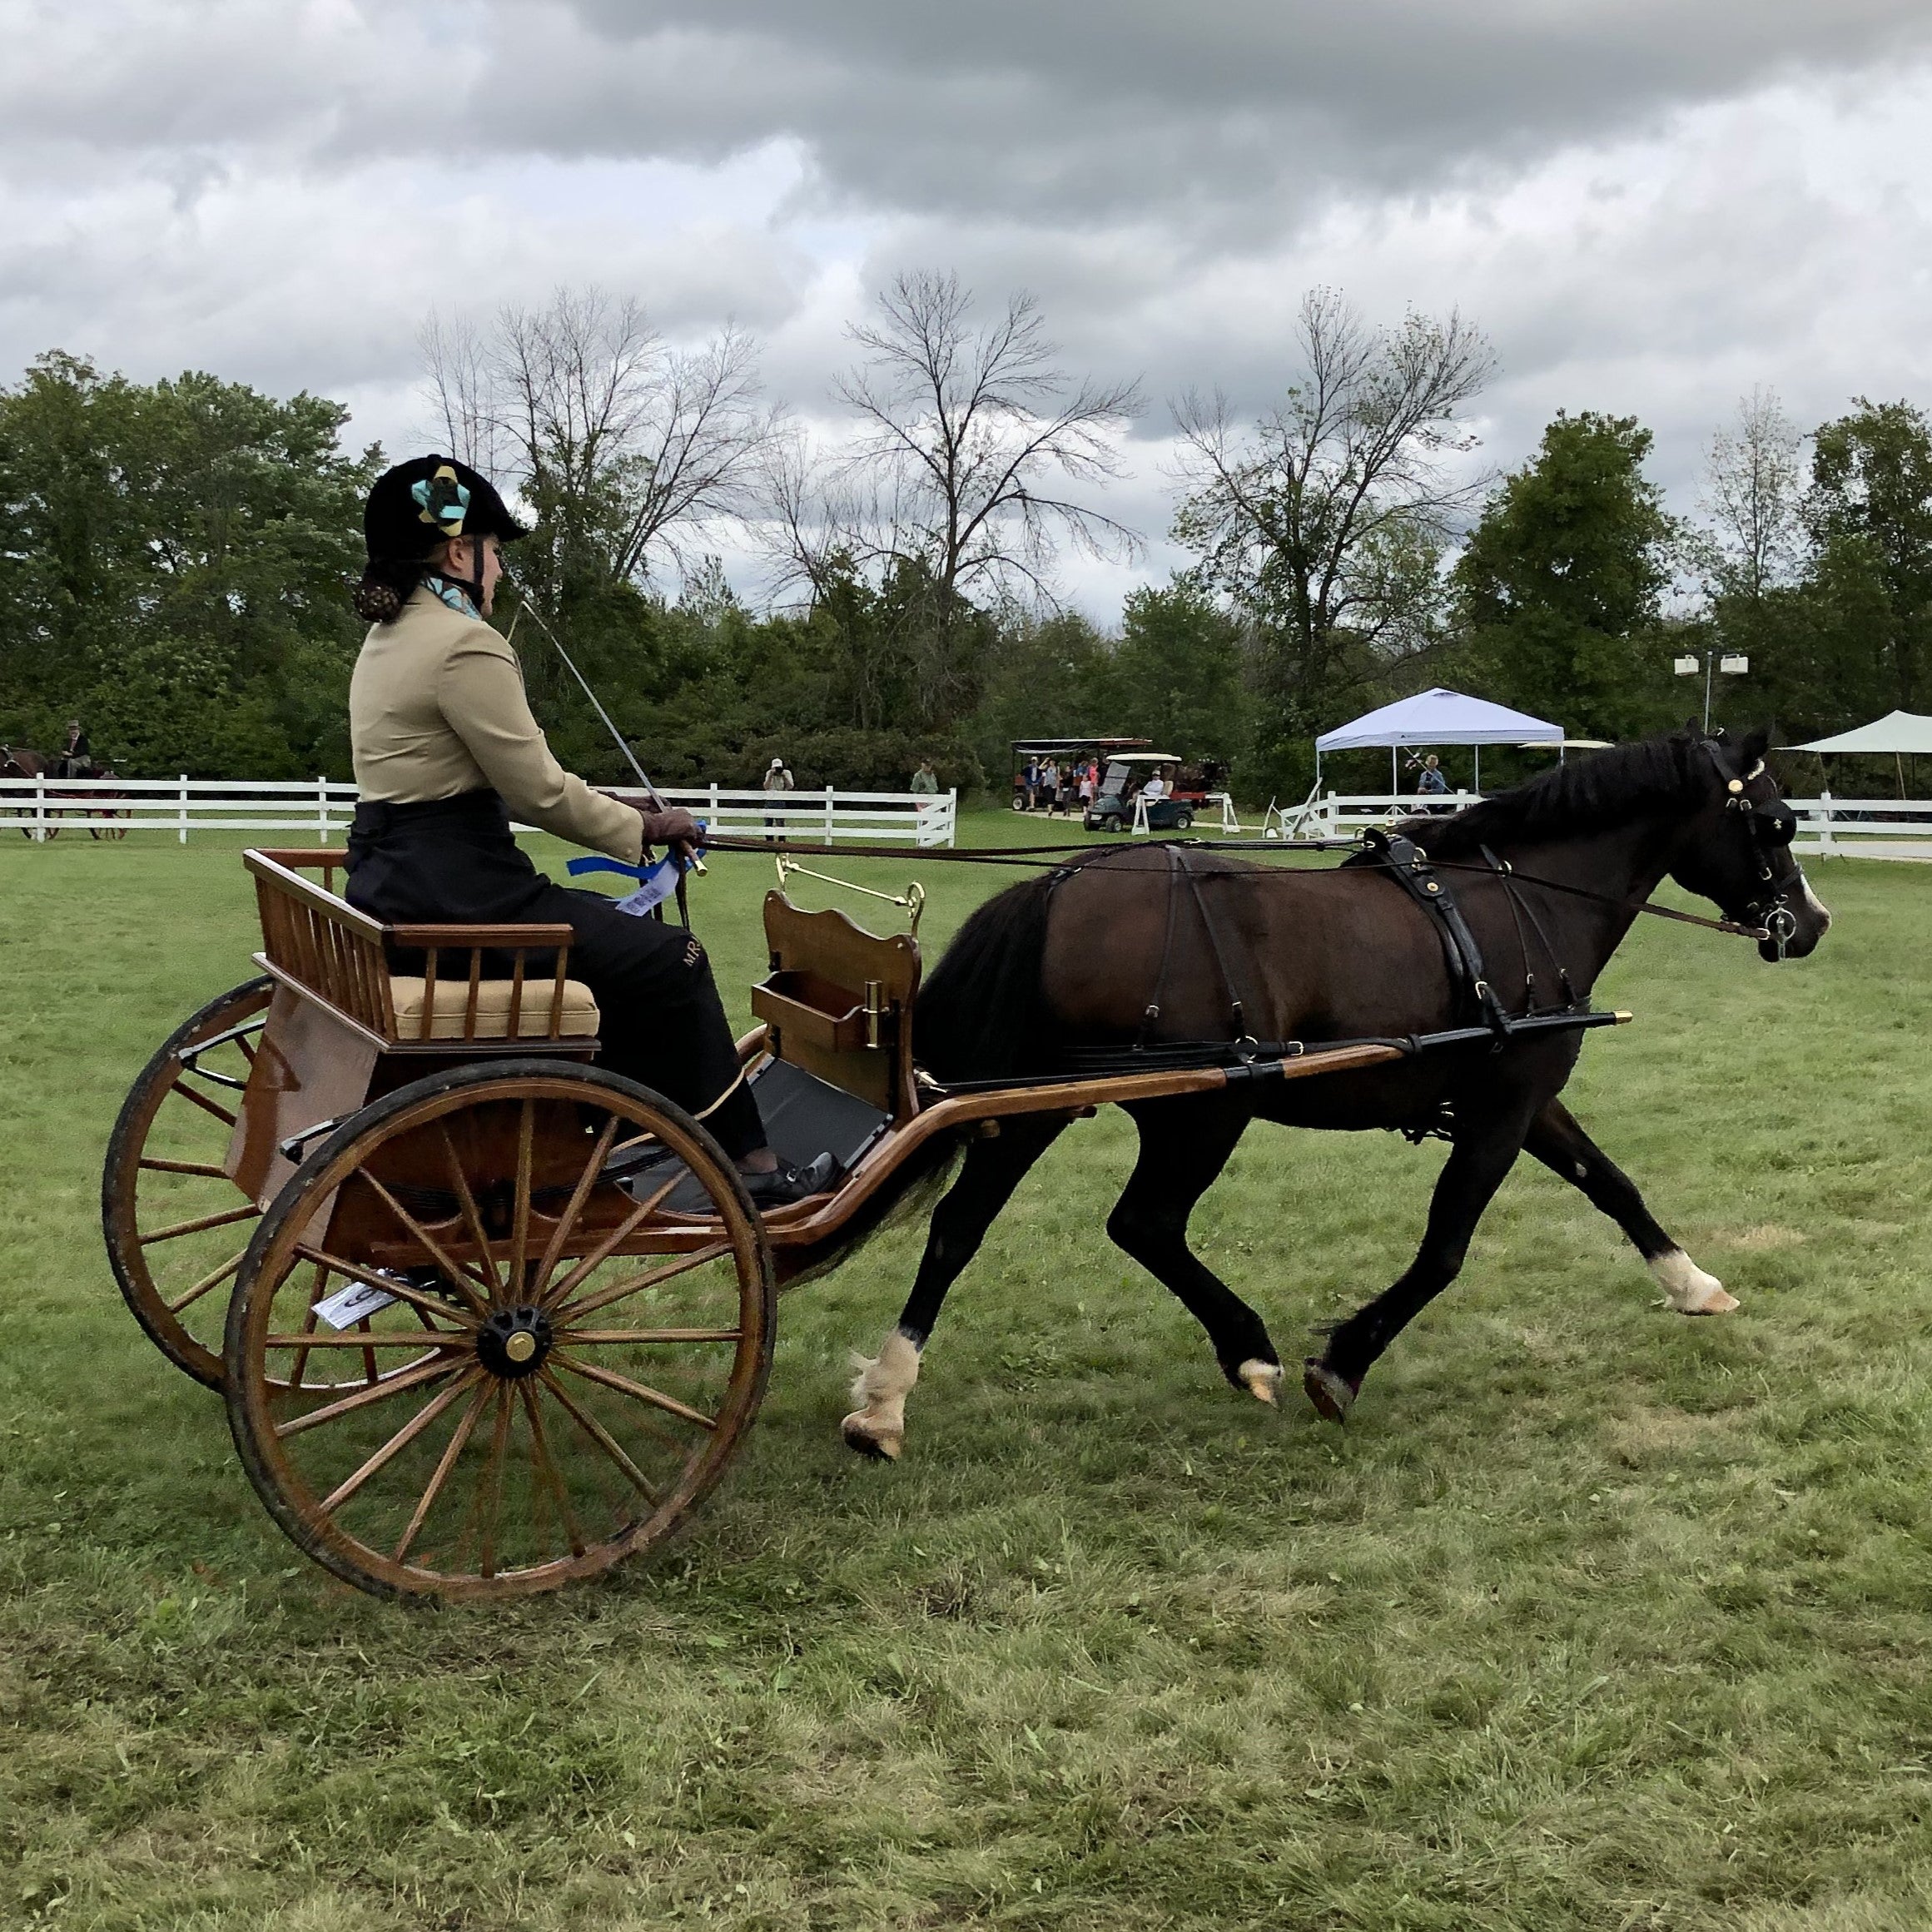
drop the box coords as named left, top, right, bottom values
left=864, top=979, right=883, bottom=1048
left=1613, top=1011, right=1634, bottom=1024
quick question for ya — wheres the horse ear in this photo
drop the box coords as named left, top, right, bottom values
left=1738, top=725, right=1770, bottom=771
left=1683, top=716, right=1705, bottom=737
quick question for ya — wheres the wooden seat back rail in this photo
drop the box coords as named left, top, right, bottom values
left=244, top=848, right=579, bottom=1045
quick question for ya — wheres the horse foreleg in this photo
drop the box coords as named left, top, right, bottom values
left=1523, top=1097, right=1736, bottom=1314
left=1107, top=1098, right=1279, bottom=1403
left=1306, top=1101, right=1536, bottom=1423
left=841, top=1115, right=1069, bottom=1461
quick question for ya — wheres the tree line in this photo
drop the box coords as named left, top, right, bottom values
left=2, top=280, right=1928, bottom=799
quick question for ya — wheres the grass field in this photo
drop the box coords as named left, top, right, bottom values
left=4, top=815, right=1932, bottom=1930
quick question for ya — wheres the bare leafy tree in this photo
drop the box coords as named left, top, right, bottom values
left=420, top=287, right=775, bottom=591
left=1697, top=386, right=1806, bottom=602
left=1171, top=288, right=1494, bottom=749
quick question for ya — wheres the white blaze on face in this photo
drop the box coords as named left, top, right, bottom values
left=1797, top=869, right=1832, bottom=931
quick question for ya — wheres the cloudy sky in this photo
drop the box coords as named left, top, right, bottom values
left=5, top=0, right=1931, bottom=613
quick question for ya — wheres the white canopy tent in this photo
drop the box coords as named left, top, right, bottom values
left=1314, top=687, right=1565, bottom=792
left=1784, top=711, right=1932, bottom=756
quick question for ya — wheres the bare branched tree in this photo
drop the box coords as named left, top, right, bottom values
left=824, top=270, right=1143, bottom=604
left=420, top=287, right=775, bottom=591
left=1699, top=386, right=1805, bottom=602
left=757, top=271, right=1142, bottom=731
left=1171, top=288, right=1494, bottom=746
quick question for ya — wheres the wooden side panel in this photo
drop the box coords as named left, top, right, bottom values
left=226, top=984, right=379, bottom=1210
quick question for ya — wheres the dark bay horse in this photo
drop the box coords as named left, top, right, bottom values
left=839, top=726, right=1831, bottom=1455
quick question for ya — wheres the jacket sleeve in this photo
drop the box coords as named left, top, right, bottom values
left=436, top=626, right=644, bottom=864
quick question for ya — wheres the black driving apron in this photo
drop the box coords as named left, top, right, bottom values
left=345, top=791, right=763, bottom=1159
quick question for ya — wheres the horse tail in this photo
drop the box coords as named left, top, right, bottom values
left=915, top=873, right=1059, bottom=1083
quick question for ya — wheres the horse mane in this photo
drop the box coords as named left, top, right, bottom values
left=1403, top=730, right=1707, bottom=858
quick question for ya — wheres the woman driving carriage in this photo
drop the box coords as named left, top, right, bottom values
left=345, top=454, right=831, bottom=1206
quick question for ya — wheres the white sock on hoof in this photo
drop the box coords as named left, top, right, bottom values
left=841, top=1330, right=921, bottom=1460
left=1648, top=1248, right=1740, bottom=1315
left=1238, top=1358, right=1284, bottom=1406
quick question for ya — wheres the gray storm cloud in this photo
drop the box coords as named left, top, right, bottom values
left=1, top=0, right=1929, bottom=613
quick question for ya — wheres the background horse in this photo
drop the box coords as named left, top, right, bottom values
left=840, top=725, right=1831, bottom=1456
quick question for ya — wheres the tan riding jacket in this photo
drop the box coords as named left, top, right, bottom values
left=349, top=588, right=643, bottom=865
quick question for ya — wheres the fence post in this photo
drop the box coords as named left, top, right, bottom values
left=708, top=780, right=719, bottom=834
left=178, top=773, right=190, bottom=844
left=824, top=787, right=835, bottom=842
left=33, top=774, right=47, bottom=843
left=1820, top=789, right=1836, bottom=858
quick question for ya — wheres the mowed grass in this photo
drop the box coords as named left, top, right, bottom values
left=3, top=814, right=1932, bottom=1930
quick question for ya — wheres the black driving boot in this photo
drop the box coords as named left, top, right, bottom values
left=741, top=1151, right=837, bottom=1209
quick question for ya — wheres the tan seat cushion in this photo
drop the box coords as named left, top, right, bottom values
left=388, top=975, right=600, bottom=1040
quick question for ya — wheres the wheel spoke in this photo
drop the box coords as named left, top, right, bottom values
left=140, top=1201, right=257, bottom=1245
left=532, top=1115, right=618, bottom=1301
left=393, top=1380, right=491, bottom=1562
left=509, top=1100, right=535, bottom=1294
left=479, top=1387, right=512, bottom=1579
left=166, top=1247, right=247, bottom=1314
left=265, top=1329, right=466, bottom=1349
left=356, top=1315, right=378, bottom=1386
left=552, top=1352, right=718, bottom=1431
left=276, top=1351, right=465, bottom=1439
left=287, top=1264, right=325, bottom=1388
left=294, top=1244, right=482, bottom=1330
left=138, top=1156, right=229, bottom=1178
left=551, top=1244, right=732, bottom=1327
left=438, top=1123, right=504, bottom=1303
left=538, top=1366, right=660, bottom=1504
left=166, top=1080, right=237, bottom=1129
left=355, top=1174, right=492, bottom=1317
left=319, top=1369, right=480, bottom=1514
left=519, top=1381, right=585, bottom=1557
left=540, top=1174, right=682, bottom=1310
left=555, top=1326, right=741, bottom=1347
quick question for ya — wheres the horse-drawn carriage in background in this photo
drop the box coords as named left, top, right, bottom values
left=105, top=845, right=1403, bottom=1600
left=1, top=744, right=132, bottom=838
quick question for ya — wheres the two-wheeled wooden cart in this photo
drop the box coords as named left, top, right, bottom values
left=102, top=847, right=1432, bottom=1600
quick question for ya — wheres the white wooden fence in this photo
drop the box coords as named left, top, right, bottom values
left=0, top=777, right=957, bottom=848
left=1270, top=790, right=1932, bottom=862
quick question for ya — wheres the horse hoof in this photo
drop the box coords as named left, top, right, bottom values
left=1303, top=1361, right=1357, bottom=1424
left=1648, top=1249, right=1740, bottom=1316
left=1238, top=1358, right=1284, bottom=1407
left=841, top=1412, right=902, bottom=1461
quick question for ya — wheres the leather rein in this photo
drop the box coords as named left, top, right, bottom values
left=693, top=830, right=1772, bottom=943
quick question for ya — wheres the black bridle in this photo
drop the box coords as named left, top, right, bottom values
left=1702, top=741, right=1805, bottom=959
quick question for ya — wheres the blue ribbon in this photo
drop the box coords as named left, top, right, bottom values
left=567, top=843, right=703, bottom=918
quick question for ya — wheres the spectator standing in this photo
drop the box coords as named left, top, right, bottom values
left=1415, top=753, right=1450, bottom=811
left=762, top=754, right=794, bottom=840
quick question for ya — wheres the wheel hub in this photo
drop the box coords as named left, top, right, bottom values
left=477, top=1304, right=554, bottom=1379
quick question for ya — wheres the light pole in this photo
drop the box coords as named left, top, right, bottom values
left=1674, top=650, right=1749, bottom=732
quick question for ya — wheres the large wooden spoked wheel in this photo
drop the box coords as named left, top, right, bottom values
left=224, top=1060, right=777, bottom=1601
left=102, top=977, right=273, bottom=1388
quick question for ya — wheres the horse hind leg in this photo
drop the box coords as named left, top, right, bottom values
left=1523, top=1098, right=1737, bottom=1314
left=1106, top=1097, right=1280, bottom=1404
left=842, top=1115, right=1070, bottom=1461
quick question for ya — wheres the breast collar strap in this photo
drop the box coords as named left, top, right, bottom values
left=1361, top=827, right=1515, bottom=1042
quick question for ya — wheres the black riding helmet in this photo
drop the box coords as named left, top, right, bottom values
left=358, top=455, right=527, bottom=618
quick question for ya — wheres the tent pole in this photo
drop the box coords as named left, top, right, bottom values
left=1391, top=746, right=1398, bottom=795
left=1474, top=745, right=1481, bottom=793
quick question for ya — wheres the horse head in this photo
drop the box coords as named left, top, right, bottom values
left=1666, top=726, right=1831, bottom=962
